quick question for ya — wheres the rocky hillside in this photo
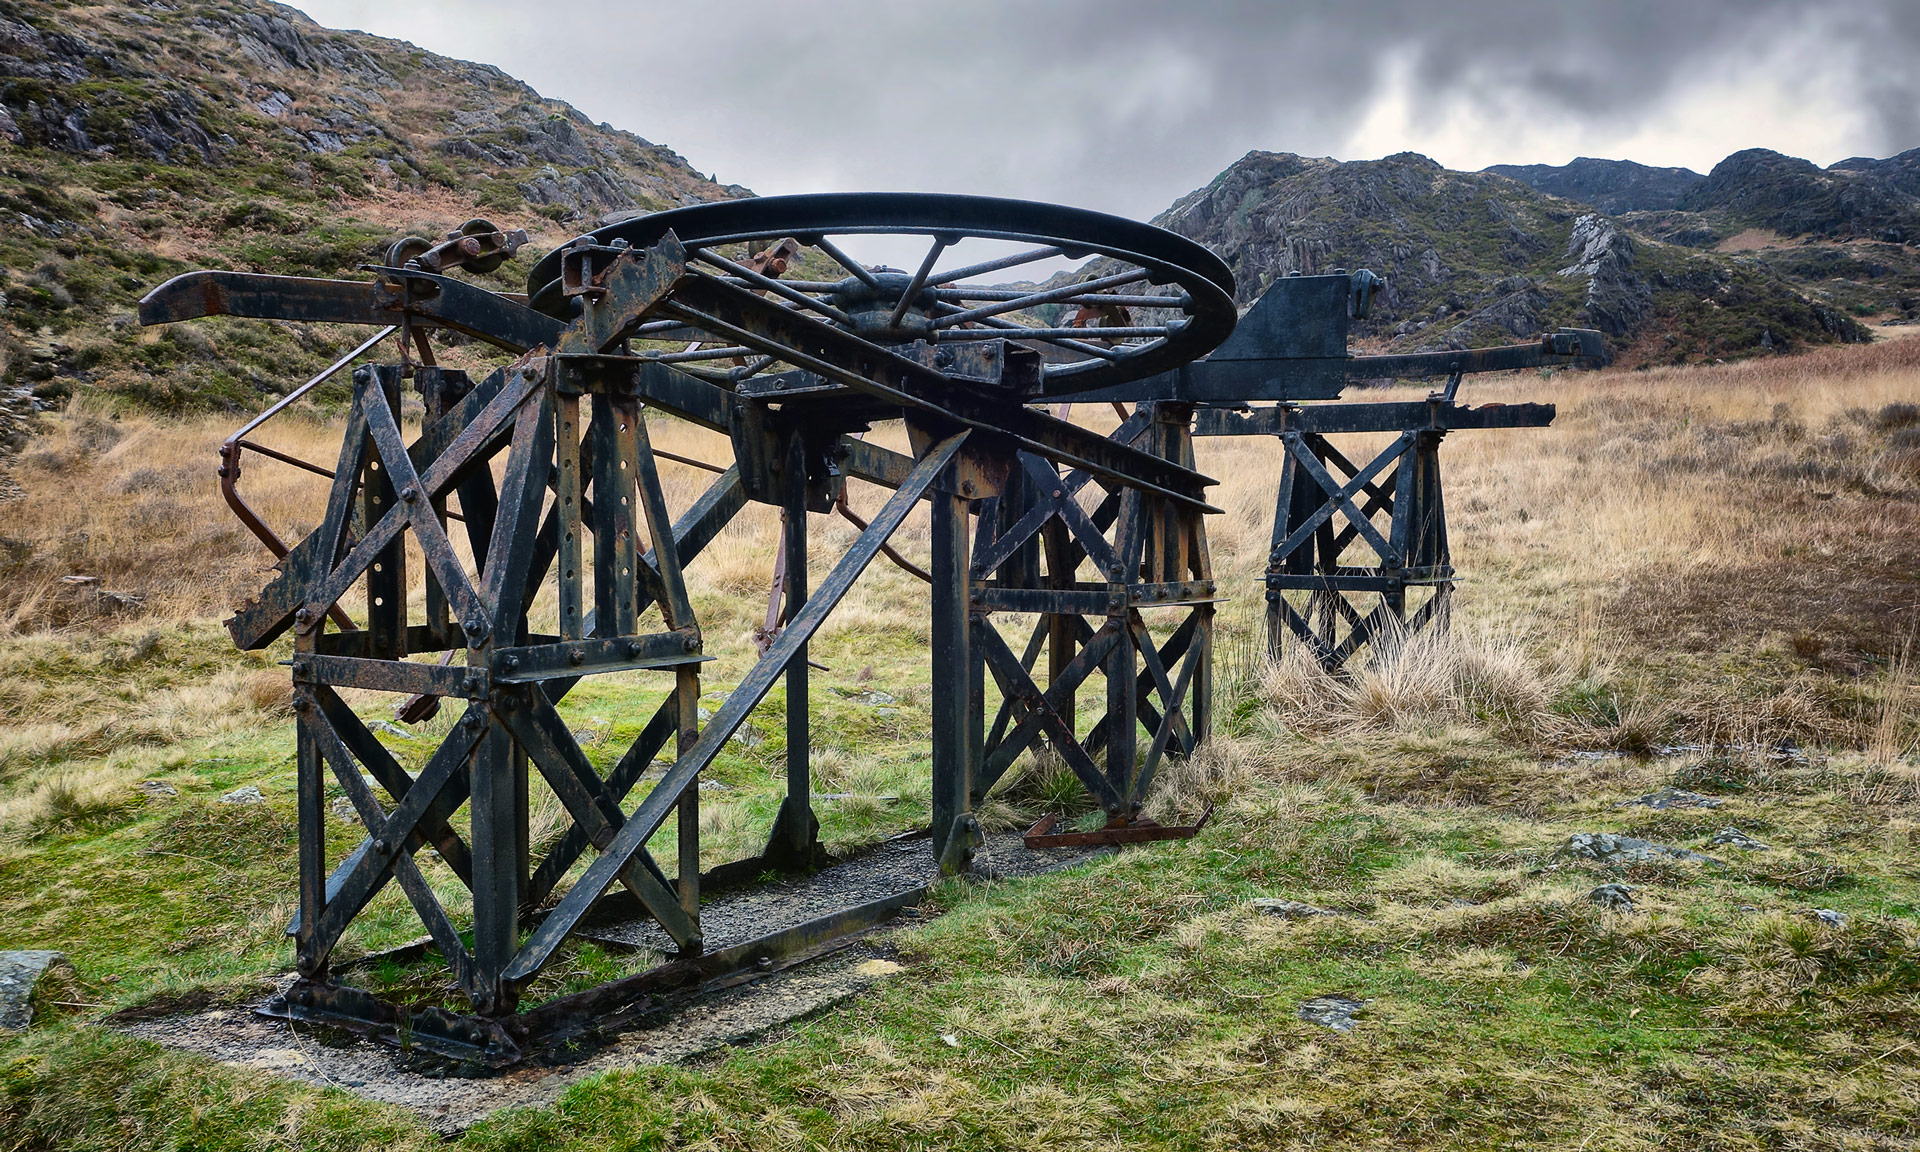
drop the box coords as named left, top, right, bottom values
left=1483, top=157, right=1703, bottom=215
left=0, top=0, right=740, bottom=425
left=1155, top=150, right=1876, bottom=366
left=1486, top=149, right=1920, bottom=334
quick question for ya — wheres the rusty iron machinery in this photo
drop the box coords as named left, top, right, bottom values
left=140, top=192, right=1600, bottom=1063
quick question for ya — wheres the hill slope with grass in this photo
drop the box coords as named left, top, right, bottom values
left=0, top=0, right=739, bottom=424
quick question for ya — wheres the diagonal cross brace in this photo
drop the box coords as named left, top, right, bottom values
left=1271, top=430, right=1413, bottom=567
left=505, top=431, right=971, bottom=982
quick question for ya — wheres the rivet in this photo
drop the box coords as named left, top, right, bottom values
left=567, top=648, right=585, bottom=666
left=400, top=486, right=418, bottom=502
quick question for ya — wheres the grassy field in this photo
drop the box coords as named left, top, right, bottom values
left=1, top=340, right=1918, bottom=1150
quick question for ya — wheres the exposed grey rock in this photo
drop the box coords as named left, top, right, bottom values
left=138, top=780, right=177, bottom=798
left=0, top=104, right=19, bottom=145
left=1707, top=827, right=1769, bottom=851
left=1298, top=995, right=1367, bottom=1032
left=1618, top=787, right=1722, bottom=810
left=219, top=784, right=265, bottom=805
left=1557, top=214, right=1651, bottom=338
left=1588, top=883, right=1636, bottom=910
left=329, top=796, right=358, bottom=823
left=366, top=719, right=415, bottom=740
left=1808, top=908, right=1847, bottom=928
left=729, top=725, right=764, bottom=749
left=1555, top=832, right=1719, bottom=865
left=0, top=950, right=66, bottom=1030
left=1250, top=898, right=1336, bottom=919
left=859, top=690, right=898, bottom=707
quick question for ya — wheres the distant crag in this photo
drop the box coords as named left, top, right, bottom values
left=1155, top=150, right=1868, bottom=366
left=1484, top=157, right=1703, bottom=215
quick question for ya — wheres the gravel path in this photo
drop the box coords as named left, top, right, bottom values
left=112, top=828, right=1103, bottom=1133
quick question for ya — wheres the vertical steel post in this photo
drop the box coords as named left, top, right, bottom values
left=779, top=432, right=813, bottom=863
left=294, top=685, right=326, bottom=981
left=675, top=664, right=701, bottom=930
left=470, top=712, right=520, bottom=1014
left=930, top=483, right=974, bottom=871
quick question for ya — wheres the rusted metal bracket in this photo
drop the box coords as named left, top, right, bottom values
left=1022, top=803, right=1213, bottom=849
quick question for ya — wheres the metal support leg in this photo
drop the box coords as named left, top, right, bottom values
left=675, top=664, right=702, bottom=933
left=768, top=433, right=818, bottom=869
left=930, top=487, right=977, bottom=873
left=470, top=714, right=521, bottom=1015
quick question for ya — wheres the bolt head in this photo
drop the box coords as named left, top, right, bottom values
left=567, top=648, right=585, bottom=666
left=680, top=632, right=699, bottom=652
left=463, top=618, right=486, bottom=636
left=400, top=486, right=418, bottom=503
left=373, top=838, right=391, bottom=854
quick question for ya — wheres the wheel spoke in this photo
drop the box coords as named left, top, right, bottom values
left=939, top=325, right=1176, bottom=341
left=932, top=269, right=1150, bottom=329
left=888, top=236, right=950, bottom=330
left=692, top=249, right=854, bottom=326
left=810, top=236, right=883, bottom=289
left=932, top=288, right=1192, bottom=310
left=926, top=245, right=1067, bottom=287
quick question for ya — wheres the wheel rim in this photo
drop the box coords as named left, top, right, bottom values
left=524, top=193, right=1237, bottom=391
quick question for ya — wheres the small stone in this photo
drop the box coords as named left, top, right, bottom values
left=1588, top=883, right=1636, bottom=911
left=0, top=951, right=67, bottom=1030
left=859, top=690, right=897, bottom=707
left=572, top=728, right=605, bottom=746
left=1808, top=908, right=1847, bottom=928
left=367, top=719, right=415, bottom=740
left=1555, top=832, right=1718, bottom=865
left=219, top=785, right=265, bottom=805
left=1298, top=995, right=1367, bottom=1032
left=1706, top=827, right=1769, bottom=851
left=729, top=725, right=764, bottom=749
left=137, top=780, right=177, bottom=798
left=329, top=796, right=358, bottom=823
left=697, top=780, right=732, bottom=792
left=855, top=958, right=904, bottom=978
left=1618, top=787, right=1722, bottom=810
left=875, top=708, right=900, bottom=719
left=1249, top=898, right=1335, bottom=919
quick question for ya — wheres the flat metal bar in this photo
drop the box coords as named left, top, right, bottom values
left=505, top=694, right=699, bottom=949
left=633, top=413, right=696, bottom=630
left=506, top=431, right=970, bottom=982
left=529, top=693, right=679, bottom=907
left=556, top=396, right=585, bottom=641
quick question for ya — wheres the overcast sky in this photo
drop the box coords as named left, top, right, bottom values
left=296, top=0, right=1919, bottom=224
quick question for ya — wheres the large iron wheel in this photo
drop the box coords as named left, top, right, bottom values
left=525, top=193, right=1238, bottom=391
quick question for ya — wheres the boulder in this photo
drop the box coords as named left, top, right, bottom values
left=1298, top=995, right=1366, bottom=1032
left=0, top=951, right=67, bottom=1030
left=1555, top=832, right=1718, bottom=866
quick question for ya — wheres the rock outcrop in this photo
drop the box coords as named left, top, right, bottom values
left=1485, top=157, right=1704, bottom=214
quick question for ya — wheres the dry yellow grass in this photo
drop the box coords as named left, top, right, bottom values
left=0, top=340, right=1913, bottom=771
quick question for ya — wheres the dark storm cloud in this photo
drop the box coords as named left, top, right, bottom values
left=297, top=0, right=1920, bottom=216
